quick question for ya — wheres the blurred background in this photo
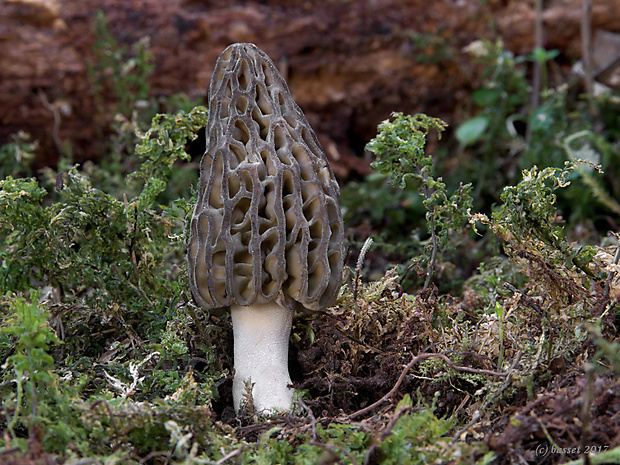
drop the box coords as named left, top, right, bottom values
left=2, top=0, right=620, bottom=281
left=2, top=0, right=618, bottom=171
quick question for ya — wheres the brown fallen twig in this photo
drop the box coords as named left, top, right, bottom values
left=363, top=403, right=412, bottom=465
left=309, top=441, right=359, bottom=465
left=349, top=352, right=514, bottom=420
left=298, top=396, right=318, bottom=441
left=449, top=351, right=522, bottom=445
left=215, top=446, right=244, bottom=464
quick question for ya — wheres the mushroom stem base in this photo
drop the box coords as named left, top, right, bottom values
left=230, top=302, right=294, bottom=414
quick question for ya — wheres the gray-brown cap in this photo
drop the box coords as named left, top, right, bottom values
left=187, top=43, right=345, bottom=316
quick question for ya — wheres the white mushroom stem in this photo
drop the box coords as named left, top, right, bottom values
left=230, top=302, right=294, bottom=414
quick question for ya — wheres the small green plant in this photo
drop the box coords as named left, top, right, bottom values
left=0, top=132, right=37, bottom=179
left=1, top=291, right=63, bottom=448
left=367, top=112, right=473, bottom=289
left=408, top=30, right=454, bottom=64
left=457, top=39, right=529, bottom=153
left=0, top=107, right=207, bottom=304
left=376, top=395, right=457, bottom=464
left=455, top=40, right=555, bottom=205
left=133, top=106, right=207, bottom=207
left=457, top=39, right=620, bottom=233
left=0, top=176, right=49, bottom=291
left=494, top=301, right=505, bottom=369
left=470, top=161, right=602, bottom=286
left=86, top=8, right=162, bottom=179
left=85, top=11, right=204, bottom=201
left=88, top=10, right=155, bottom=119
left=0, top=106, right=217, bottom=458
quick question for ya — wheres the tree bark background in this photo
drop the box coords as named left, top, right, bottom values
left=1, top=0, right=619, bottom=176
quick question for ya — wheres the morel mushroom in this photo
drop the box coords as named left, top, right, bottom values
left=187, top=43, right=345, bottom=413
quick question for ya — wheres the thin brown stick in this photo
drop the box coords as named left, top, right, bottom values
left=216, top=446, right=244, bottom=464
left=449, top=351, right=522, bottom=445
left=503, top=282, right=544, bottom=315
left=0, top=447, right=21, bottom=456
left=309, top=441, right=359, bottom=465
left=531, top=0, right=544, bottom=112
left=580, top=363, right=595, bottom=456
left=89, top=398, right=117, bottom=430
left=139, top=451, right=171, bottom=465
left=581, top=0, right=594, bottom=98
left=38, top=90, right=63, bottom=153
left=452, top=393, right=472, bottom=419
left=298, top=397, right=317, bottom=441
left=349, top=352, right=511, bottom=419
left=363, top=404, right=412, bottom=465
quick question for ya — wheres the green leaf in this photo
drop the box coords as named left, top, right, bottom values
left=530, top=47, right=560, bottom=64
left=529, top=105, right=555, bottom=132
left=471, top=88, right=498, bottom=107
left=456, top=116, right=489, bottom=146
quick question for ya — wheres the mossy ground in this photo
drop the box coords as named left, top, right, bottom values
left=1, top=23, right=620, bottom=465
left=2, top=247, right=618, bottom=464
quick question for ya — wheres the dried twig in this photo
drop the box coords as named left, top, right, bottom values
left=531, top=0, right=544, bottom=113
left=215, top=446, right=244, bottom=464
left=349, top=352, right=512, bottom=420
left=38, top=90, right=63, bottom=153
left=309, top=441, right=359, bottom=465
left=138, top=451, right=171, bottom=465
left=89, top=398, right=117, bottom=430
left=503, top=282, right=544, bottom=315
left=298, top=397, right=317, bottom=441
left=0, top=447, right=21, bottom=456
left=581, top=0, right=594, bottom=99
left=450, top=351, right=522, bottom=445
left=579, top=363, right=595, bottom=455
left=363, top=403, right=412, bottom=465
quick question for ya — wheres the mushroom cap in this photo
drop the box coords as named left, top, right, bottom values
left=187, top=43, right=345, bottom=316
